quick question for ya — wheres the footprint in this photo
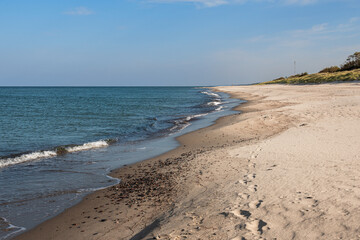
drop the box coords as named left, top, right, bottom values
left=231, top=209, right=251, bottom=219
left=238, top=193, right=250, bottom=199
left=295, top=193, right=319, bottom=208
left=231, top=236, right=245, bottom=240
left=249, top=200, right=263, bottom=209
left=238, top=179, right=247, bottom=185
left=250, top=147, right=262, bottom=159
left=247, top=173, right=256, bottom=179
left=248, top=185, right=258, bottom=192
left=248, top=163, right=256, bottom=169
left=246, top=219, right=267, bottom=235
left=185, top=212, right=203, bottom=225
left=266, top=164, right=277, bottom=171
left=238, top=179, right=249, bottom=185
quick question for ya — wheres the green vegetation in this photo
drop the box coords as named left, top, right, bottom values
left=260, top=52, right=360, bottom=85
left=319, top=66, right=340, bottom=73
left=341, top=52, right=360, bottom=71
left=260, top=69, right=360, bottom=85
left=290, top=72, right=308, bottom=78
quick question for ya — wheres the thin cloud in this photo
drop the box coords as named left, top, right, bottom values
left=243, top=17, right=360, bottom=52
left=148, top=0, right=228, bottom=7
left=283, top=0, right=318, bottom=5
left=291, top=18, right=360, bottom=37
left=349, top=17, right=359, bottom=23
left=292, top=23, right=329, bottom=36
left=63, top=7, right=94, bottom=16
left=145, top=0, right=321, bottom=7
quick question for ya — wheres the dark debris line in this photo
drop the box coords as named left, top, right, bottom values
left=104, top=151, right=199, bottom=208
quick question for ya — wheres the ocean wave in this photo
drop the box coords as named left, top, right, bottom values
left=201, top=91, right=221, bottom=98
left=216, top=106, right=224, bottom=111
left=66, top=140, right=109, bottom=153
left=169, top=113, right=209, bottom=133
left=0, top=151, right=57, bottom=168
left=201, top=91, right=224, bottom=110
left=186, top=113, right=208, bottom=121
left=0, top=140, right=112, bottom=169
left=168, top=95, right=227, bottom=134
left=0, top=217, right=26, bottom=240
left=169, top=122, right=191, bottom=133
left=77, top=173, right=120, bottom=193
left=207, top=101, right=221, bottom=106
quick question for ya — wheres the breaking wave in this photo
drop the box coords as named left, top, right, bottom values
left=0, top=217, right=26, bottom=240
left=66, top=140, right=109, bottom=153
left=201, top=91, right=221, bottom=98
left=0, top=151, right=57, bottom=169
left=201, top=91, right=223, bottom=109
left=208, top=101, right=221, bottom=106
left=0, top=140, right=113, bottom=169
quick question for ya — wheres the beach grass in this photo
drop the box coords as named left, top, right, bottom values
left=259, top=69, right=360, bottom=85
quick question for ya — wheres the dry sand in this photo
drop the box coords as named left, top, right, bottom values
left=15, top=83, right=360, bottom=240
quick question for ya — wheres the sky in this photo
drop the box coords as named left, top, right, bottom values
left=0, top=0, right=359, bottom=86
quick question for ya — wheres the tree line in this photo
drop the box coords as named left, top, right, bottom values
left=320, top=52, right=360, bottom=73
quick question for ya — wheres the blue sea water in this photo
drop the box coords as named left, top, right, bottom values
left=0, top=87, right=241, bottom=239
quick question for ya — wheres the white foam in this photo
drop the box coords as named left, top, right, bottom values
left=178, top=122, right=191, bottom=131
left=193, top=113, right=208, bottom=118
left=0, top=217, right=26, bottom=240
left=0, top=151, right=57, bottom=168
left=169, top=122, right=191, bottom=134
left=66, top=140, right=109, bottom=153
left=201, top=91, right=221, bottom=98
left=208, top=101, right=221, bottom=106
left=0, top=140, right=110, bottom=169
left=186, top=113, right=208, bottom=121
left=216, top=106, right=224, bottom=111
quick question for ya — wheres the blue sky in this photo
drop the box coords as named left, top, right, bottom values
left=0, top=0, right=359, bottom=86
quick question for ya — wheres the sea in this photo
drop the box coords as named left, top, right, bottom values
left=0, top=87, right=242, bottom=239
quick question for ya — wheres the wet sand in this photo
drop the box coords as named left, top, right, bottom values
left=15, top=83, right=360, bottom=239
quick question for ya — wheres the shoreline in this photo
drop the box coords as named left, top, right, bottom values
left=15, top=83, right=360, bottom=239
left=13, top=88, right=247, bottom=240
left=1, top=87, right=236, bottom=240
left=11, top=87, right=250, bottom=239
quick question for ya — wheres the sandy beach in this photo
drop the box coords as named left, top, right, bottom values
left=15, top=83, right=360, bottom=240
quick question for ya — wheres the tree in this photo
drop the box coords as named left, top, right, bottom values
left=341, top=52, right=360, bottom=71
